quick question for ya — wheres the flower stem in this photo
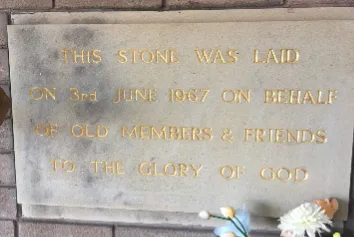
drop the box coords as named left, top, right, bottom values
left=228, top=218, right=247, bottom=237
left=209, top=214, right=248, bottom=237
left=233, top=216, right=248, bottom=235
left=210, top=214, right=229, bottom=221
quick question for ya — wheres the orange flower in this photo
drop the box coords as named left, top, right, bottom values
left=314, top=198, right=338, bottom=219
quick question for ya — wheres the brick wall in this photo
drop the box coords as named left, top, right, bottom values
left=0, top=1, right=353, bottom=237
left=0, top=0, right=354, bottom=10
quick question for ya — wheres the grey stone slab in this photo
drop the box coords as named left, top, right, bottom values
left=0, top=119, right=13, bottom=152
left=0, top=13, right=7, bottom=46
left=11, top=8, right=354, bottom=25
left=287, top=0, right=354, bottom=7
left=0, top=188, right=16, bottom=219
left=55, top=0, right=161, bottom=9
left=114, top=227, right=311, bottom=237
left=19, top=222, right=112, bottom=237
left=21, top=204, right=344, bottom=232
left=0, top=221, right=14, bottom=237
left=21, top=204, right=279, bottom=230
left=115, top=226, right=215, bottom=237
left=165, top=0, right=283, bottom=9
left=7, top=22, right=354, bottom=223
left=0, top=153, right=15, bottom=186
left=0, top=50, right=9, bottom=84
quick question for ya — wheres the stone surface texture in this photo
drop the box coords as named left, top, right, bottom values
left=0, top=188, right=16, bottom=219
left=0, top=221, right=14, bottom=237
left=0, top=119, right=13, bottom=152
left=114, top=226, right=287, bottom=237
left=55, top=0, right=161, bottom=9
left=19, top=222, right=112, bottom=237
left=0, top=0, right=52, bottom=9
left=166, top=0, right=283, bottom=9
left=8, top=21, right=354, bottom=224
left=0, top=13, right=7, bottom=46
left=115, top=227, right=215, bottom=237
left=0, top=49, right=9, bottom=84
left=12, top=8, right=354, bottom=25
left=0, top=153, right=15, bottom=186
left=287, top=0, right=354, bottom=7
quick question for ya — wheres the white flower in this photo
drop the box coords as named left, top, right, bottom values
left=278, top=203, right=332, bottom=237
left=220, top=206, right=236, bottom=218
left=220, top=232, right=237, bottom=237
left=198, top=210, right=210, bottom=220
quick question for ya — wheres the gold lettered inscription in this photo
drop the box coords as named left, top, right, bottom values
left=244, top=128, right=327, bottom=144
left=121, top=125, right=213, bottom=141
left=60, top=49, right=102, bottom=64
left=221, top=128, right=234, bottom=142
left=90, top=160, right=125, bottom=175
left=30, top=87, right=56, bottom=101
left=50, top=160, right=76, bottom=173
left=69, top=88, right=97, bottom=102
left=222, top=89, right=251, bottom=103
left=219, top=165, right=245, bottom=180
left=138, top=162, right=203, bottom=177
left=113, top=88, right=157, bottom=104
left=34, top=123, right=57, bottom=137
left=254, top=49, right=299, bottom=64
left=194, top=49, right=238, bottom=64
left=260, top=167, right=308, bottom=182
left=169, top=89, right=210, bottom=103
left=71, top=124, right=108, bottom=138
left=264, top=89, right=337, bottom=104
left=117, top=49, right=179, bottom=64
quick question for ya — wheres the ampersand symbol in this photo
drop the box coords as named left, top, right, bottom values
left=222, top=128, right=234, bottom=142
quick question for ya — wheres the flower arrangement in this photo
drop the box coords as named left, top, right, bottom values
left=278, top=199, right=338, bottom=237
left=199, top=198, right=340, bottom=237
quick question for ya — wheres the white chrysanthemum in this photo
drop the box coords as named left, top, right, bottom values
left=278, top=203, right=332, bottom=237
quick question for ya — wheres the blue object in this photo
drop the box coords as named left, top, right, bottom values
left=214, top=208, right=250, bottom=237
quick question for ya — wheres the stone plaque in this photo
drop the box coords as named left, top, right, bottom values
left=7, top=21, right=354, bottom=223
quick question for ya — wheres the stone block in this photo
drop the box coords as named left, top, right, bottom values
left=19, top=222, right=112, bottom=237
left=20, top=204, right=278, bottom=231
left=7, top=22, right=354, bottom=223
left=115, top=227, right=214, bottom=237
left=287, top=0, right=354, bottom=7
left=0, top=221, right=14, bottom=237
left=12, top=8, right=354, bottom=26
left=166, top=0, right=283, bottom=9
left=114, top=227, right=285, bottom=237
left=55, top=0, right=161, bottom=9
left=0, top=50, right=9, bottom=84
left=0, top=0, right=52, bottom=9
left=0, top=13, right=7, bottom=46
left=0, top=119, right=12, bottom=152
left=0, top=153, right=15, bottom=186
left=0, top=188, right=16, bottom=219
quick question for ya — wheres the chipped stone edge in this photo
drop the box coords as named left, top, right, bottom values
left=21, top=204, right=343, bottom=232
left=20, top=204, right=280, bottom=231
left=10, top=7, right=354, bottom=25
